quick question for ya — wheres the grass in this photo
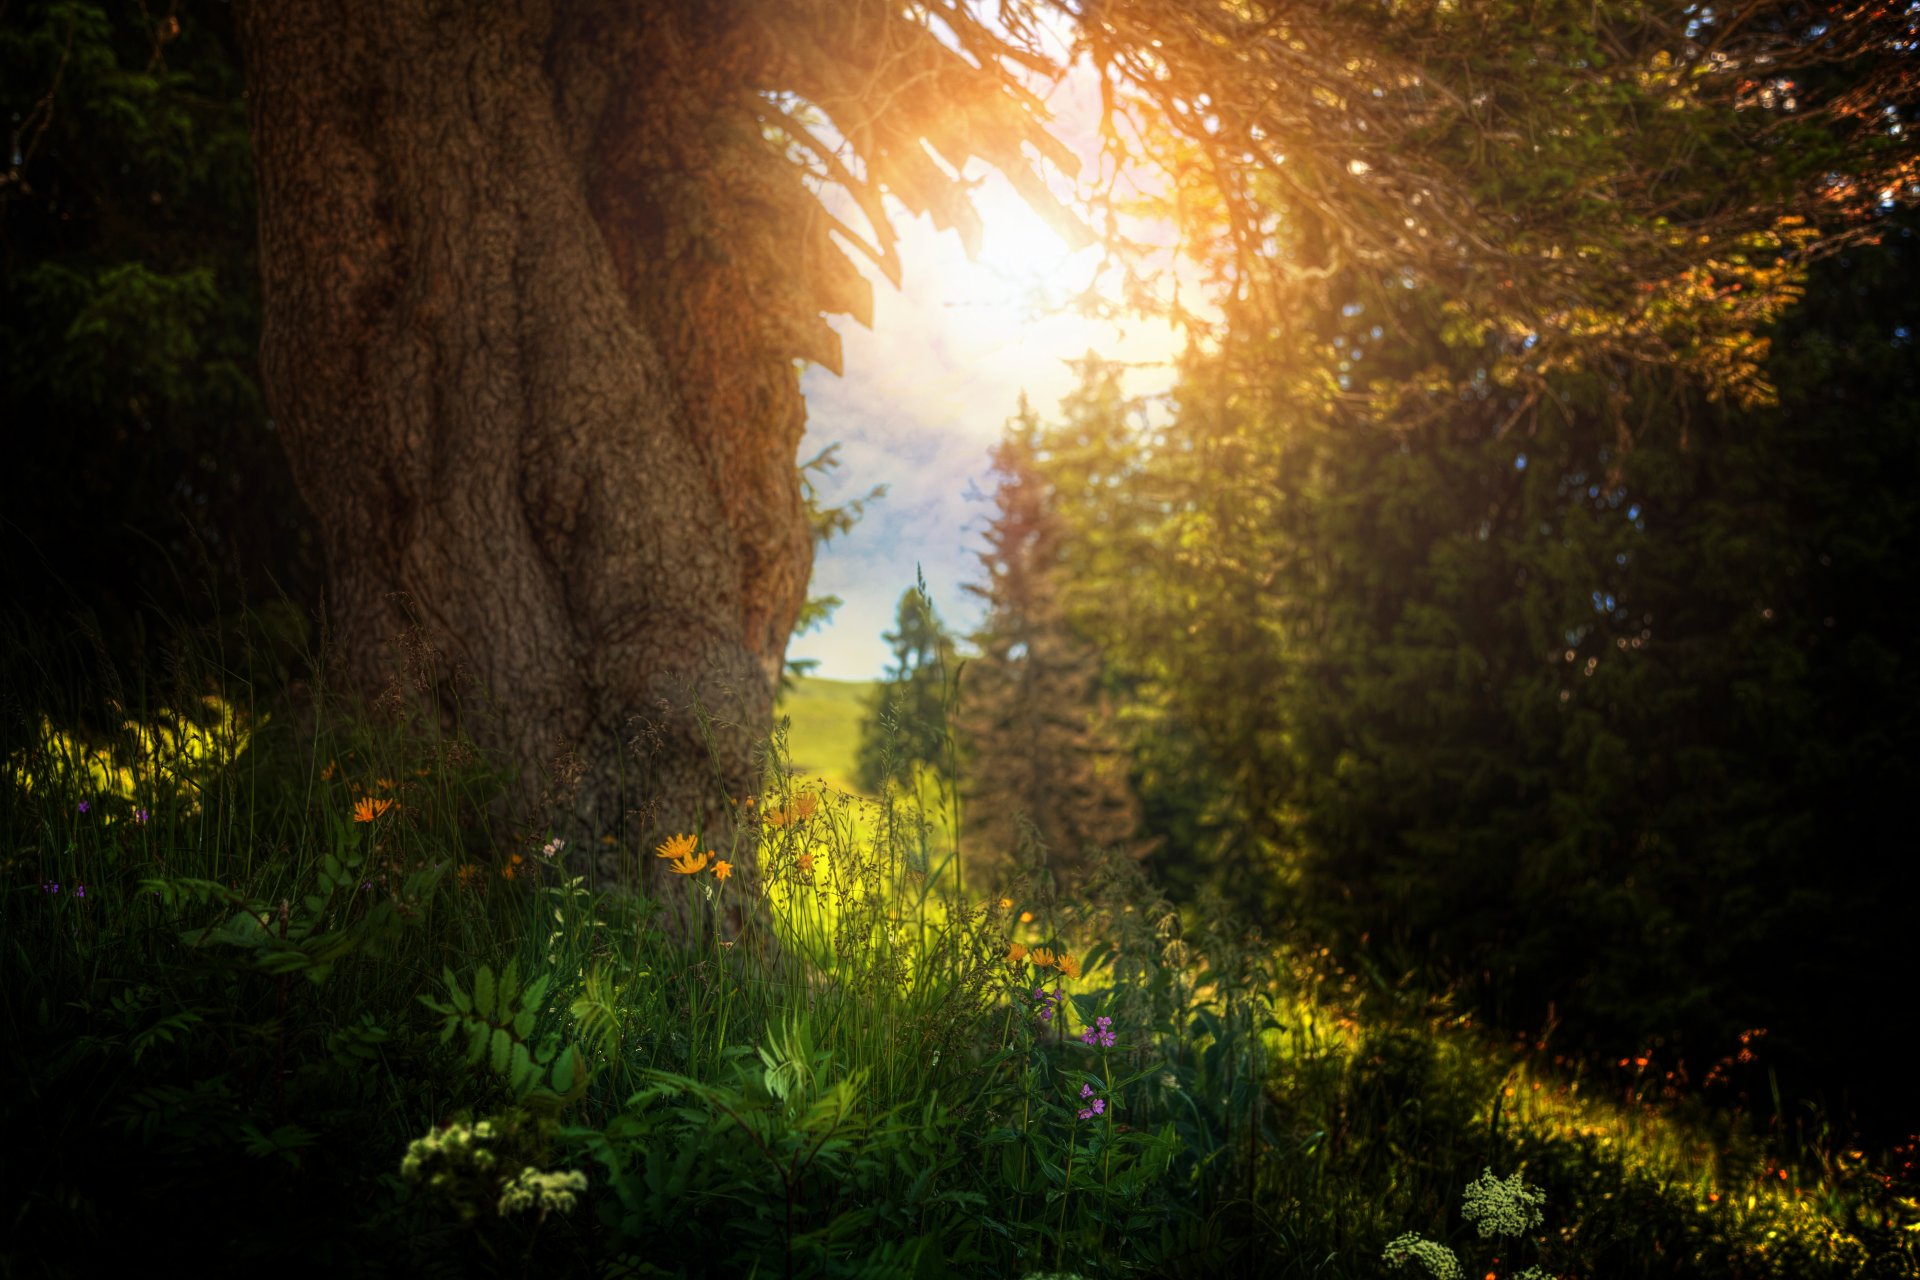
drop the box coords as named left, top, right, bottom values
left=3, top=618, right=1916, bottom=1278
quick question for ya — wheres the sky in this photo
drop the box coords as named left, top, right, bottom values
left=785, top=61, right=1194, bottom=682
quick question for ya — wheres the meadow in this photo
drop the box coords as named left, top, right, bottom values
left=3, top=622, right=1915, bottom=1279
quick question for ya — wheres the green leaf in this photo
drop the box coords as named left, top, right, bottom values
left=490, top=1027, right=511, bottom=1075
left=443, top=967, right=471, bottom=1016
left=473, top=966, right=496, bottom=1020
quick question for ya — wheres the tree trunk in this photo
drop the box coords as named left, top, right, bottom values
left=236, top=1, right=822, bottom=882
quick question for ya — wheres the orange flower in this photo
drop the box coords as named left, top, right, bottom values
left=762, top=805, right=791, bottom=829
left=1018, top=911, right=1034, bottom=924
left=1028, top=947, right=1058, bottom=970
left=1006, top=942, right=1029, bottom=965
left=1056, top=952, right=1081, bottom=980
left=499, top=863, right=515, bottom=881
left=791, top=792, right=819, bottom=820
left=712, top=860, right=733, bottom=882
left=998, top=897, right=1014, bottom=910
left=795, top=851, right=815, bottom=877
left=456, top=864, right=479, bottom=885
left=352, top=796, right=394, bottom=823
left=375, top=777, right=395, bottom=791
left=656, top=833, right=698, bottom=861
left=668, top=851, right=710, bottom=876
left=320, top=759, right=338, bottom=781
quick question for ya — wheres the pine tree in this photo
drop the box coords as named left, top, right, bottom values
left=961, top=393, right=1150, bottom=883
left=854, top=583, right=956, bottom=795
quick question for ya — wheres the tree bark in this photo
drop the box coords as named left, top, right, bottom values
left=236, top=1, right=821, bottom=879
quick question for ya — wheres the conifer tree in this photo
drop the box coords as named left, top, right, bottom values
left=960, top=396, right=1149, bottom=880
left=855, top=584, right=956, bottom=795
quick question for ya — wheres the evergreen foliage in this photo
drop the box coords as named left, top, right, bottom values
left=854, top=582, right=958, bottom=795
left=959, top=395, right=1150, bottom=882
left=0, top=1, right=317, bottom=647
left=1033, top=214, right=1920, bottom=1136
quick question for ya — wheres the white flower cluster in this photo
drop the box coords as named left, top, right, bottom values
left=1514, top=1268, right=1554, bottom=1279
left=497, top=1166, right=589, bottom=1217
left=399, top=1119, right=498, bottom=1185
left=1381, top=1232, right=1463, bottom=1279
left=1461, top=1167, right=1547, bottom=1239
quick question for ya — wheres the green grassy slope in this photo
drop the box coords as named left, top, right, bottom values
left=773, top=675, right=877, bottom=798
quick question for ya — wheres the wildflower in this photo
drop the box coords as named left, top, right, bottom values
left=791, top=792, right=818, bottom=820
left=1381, top=1233, right=1462, bottom=1279
left=712, top=859, right=733, bottom=882
left=1460, top=1167, right=1546, bottom=1239
left=1019, top=911, right=1033, bottom=923
left=1056, top=951, right=1081, bottom=980
left=41, top=880, right=58, bottom=894
left=500, top=863, right=516, bottom=881
left=1080, top=1015, right=1116, bottom=1049
left=133, top=808, right=150, bottom=824
left=1031, top=986, right=1061, bottom=1023
left=77, top=800, right=90, bottom=814
left=456, top=864, right=479, bottom=885
left=375, top=777, right=395, bottom=791
left=655, top=833, right=698, bottom=861
left=74, top=884, right=86, bottom=898
left=353, top=796, right=395, bottom=823
left=998, top=897, right=1014, bottom=909
left=497, top=1166, right=588, bottom=1217
left=668, top=850, right=711, bottom=876
left=541, top=837, right=566, bottom=858
left=600, top=833, right=616, bottom=847
left=1029, top=947, right=1059, bottom=970
left=1006, top=942, right=1029, bottom=966
left=1076, top=1082, right=1108, bottom=1121
left=762, top=804, right=791, bottom=829
left=795, top=851, right=815, bottom=877
left=321, top=760, right=337, bottom=780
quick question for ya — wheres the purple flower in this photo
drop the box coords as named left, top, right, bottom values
left=134, top=808, right=150, bottom=824
left=1031, top=985, right=1062, bottom=1023
left=73, top=884, right=86, bottom=898
left=76, top=800, right=89, bottom=814
left=41, top=880, right=59, bottom=894
left=1079, top=1015, right=1117, bottom=1049
left=1074, top=1080, right=1109, bottom=1120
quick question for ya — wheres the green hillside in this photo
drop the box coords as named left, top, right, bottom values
left=773, top=675, right=877, bottom=797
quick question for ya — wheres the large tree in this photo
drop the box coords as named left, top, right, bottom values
left=230, top=0, right=1912, bottom=876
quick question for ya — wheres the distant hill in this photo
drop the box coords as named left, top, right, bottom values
left=772, top=676, right=876, bottom=798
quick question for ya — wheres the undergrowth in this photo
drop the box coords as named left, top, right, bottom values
left=2, top=608, right=1915, bottom=1278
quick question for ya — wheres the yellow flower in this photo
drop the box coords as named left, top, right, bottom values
left=352, top=796, right=394, bottom=823
left=762, top=805, right=791, bottom=829
left=668, top=851, right=710, bottom=876
left=1028, top=947, right=1058, bottom=970
left=1019, top=911, right=1034, bottom=924
left=1056, top=952, right=1081, bottom=980
left=791, top=792, right=818, bottom=820
left=656, top=833, right=698, bottom=861
left=712, top=860, right=733, bottom=882
left=1006, top=942, right=1029, bottom=965
left=999, top=897, right=1014, bottom=910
